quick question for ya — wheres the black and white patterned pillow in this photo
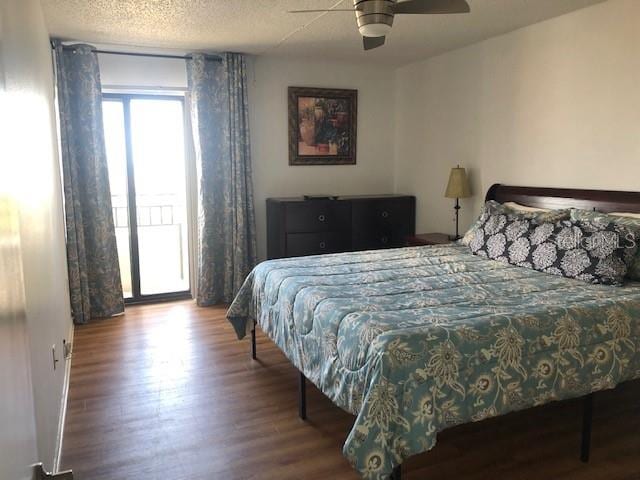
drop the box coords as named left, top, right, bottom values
left=461, top=200, right=571, bottom=247
left=468, top=212, right=638, bottom=285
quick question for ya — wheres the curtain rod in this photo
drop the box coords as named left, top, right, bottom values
left=51, top=41, right=222, bottom=61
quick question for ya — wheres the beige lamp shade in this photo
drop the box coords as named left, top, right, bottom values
left=445, top=166, right=471, bottom=199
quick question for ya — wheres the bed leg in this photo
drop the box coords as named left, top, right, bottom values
left=250, top=321, right=256, bottom=360
left=581, top=393, right=594, bottom=463
left=298, top=371, right=307, bottom=420
left=390, top=465, right=402, bottom=480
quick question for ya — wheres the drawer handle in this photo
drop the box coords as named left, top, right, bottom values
left=381, top=236, right=389, bottom=244
left=319, top=241, right=326, bottom=249
left=381, top=211, right=389, bottom=218
left=318, top=214, right=326, bottom=222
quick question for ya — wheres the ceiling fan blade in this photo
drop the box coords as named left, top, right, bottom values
left=391, top=0, right=470, bottom=14
left=363, top=36, right=386, bottom=51
left=287, top=8, right=358, bottom=13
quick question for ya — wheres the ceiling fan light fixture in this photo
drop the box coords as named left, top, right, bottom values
left=288, top=0, right=471, bottom=51
left=358, top=22, right=392, bottom=37
left=354, top=0, right=394, bottom=38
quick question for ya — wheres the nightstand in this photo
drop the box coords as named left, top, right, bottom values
left=406, top=233, right=452, bottom=246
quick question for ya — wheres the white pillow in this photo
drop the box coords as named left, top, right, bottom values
left=503, top=201, right=550, bottom=213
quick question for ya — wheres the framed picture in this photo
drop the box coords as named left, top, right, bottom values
left=288, top=86, right=357, bottom=165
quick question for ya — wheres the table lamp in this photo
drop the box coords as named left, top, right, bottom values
left=445, top=166, right=472, bottom=240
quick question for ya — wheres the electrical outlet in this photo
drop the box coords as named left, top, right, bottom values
left=52, top=345, right=59, bottom=371
left=63, top=339, right=73, bottom=360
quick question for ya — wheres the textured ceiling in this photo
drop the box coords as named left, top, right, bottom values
left=41, top=0, right=606, bottom=66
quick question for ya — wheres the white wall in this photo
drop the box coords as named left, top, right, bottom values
left=99, top=53, right=187, bottom=90
left=394, top=0, right=640, bottom=237
left=98, top=55, right=397, bottom=261
left=1, top=0, right=73, bottom=473
left=249, top=57, right=396, bottom=259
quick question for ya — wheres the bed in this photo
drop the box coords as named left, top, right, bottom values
left=226, top=184, right=640, bottom=480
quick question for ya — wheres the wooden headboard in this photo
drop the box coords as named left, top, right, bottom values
left=486, top=184, right=640, bottom=214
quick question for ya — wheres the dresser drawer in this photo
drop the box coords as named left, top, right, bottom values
left=351, top=197, right=415, bottom=250
left=284, top=201, right=351, bottom=233
left=353, top=198, right=412, bottom=226
left=352, top=229, right=406, bottom=250
left=286, top=232, right=349, bottom=257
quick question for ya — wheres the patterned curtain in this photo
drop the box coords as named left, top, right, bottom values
left=54, top=43, right=124, bottom=324
left=186, top=53, right=257, bottom=305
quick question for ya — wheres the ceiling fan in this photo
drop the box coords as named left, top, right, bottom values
left=288, top=0, right=470, bottom=50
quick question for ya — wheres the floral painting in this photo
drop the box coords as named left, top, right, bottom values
left=288, top=87, right=357, bottom=165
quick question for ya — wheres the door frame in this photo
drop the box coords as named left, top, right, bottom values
left=102, top=92, right=192, bottom=304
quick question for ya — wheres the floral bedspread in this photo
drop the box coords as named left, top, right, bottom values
left=226, top=244, right=640, bottom=480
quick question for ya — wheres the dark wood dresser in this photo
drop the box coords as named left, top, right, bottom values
left=266, top=195, right=415, bottom=259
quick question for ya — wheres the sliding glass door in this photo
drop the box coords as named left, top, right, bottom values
left=102, top=94, right=191, bottom=302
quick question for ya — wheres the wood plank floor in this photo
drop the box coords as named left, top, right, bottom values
left=61, top=300, right=640, bottom=480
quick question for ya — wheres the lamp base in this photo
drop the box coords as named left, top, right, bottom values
left=453, top=198, right=461, bottom=240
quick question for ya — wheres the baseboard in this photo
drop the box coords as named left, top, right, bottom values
left=53, top=322, right=74, bottom=472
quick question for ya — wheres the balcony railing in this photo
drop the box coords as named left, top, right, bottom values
left=112, top=194, right=184, bottom=229
left=111, top=194, right=188, bottom=297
